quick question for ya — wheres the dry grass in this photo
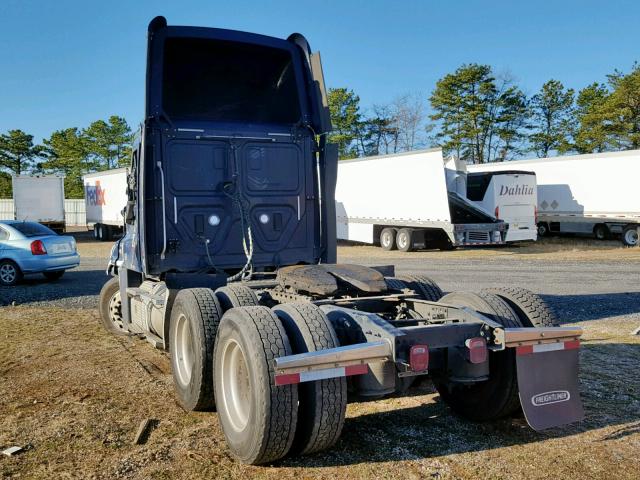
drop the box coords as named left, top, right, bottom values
left=1, top=307, right=638, bottom=479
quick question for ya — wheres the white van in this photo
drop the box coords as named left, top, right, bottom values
left=466, top=170, right=537, bottom=242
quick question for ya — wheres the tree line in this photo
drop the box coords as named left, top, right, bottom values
left=328, top=62, right=640, bottom=163
left=1, top=62, right=638, bottom=198
left=0, top=116, right=133, bottom=198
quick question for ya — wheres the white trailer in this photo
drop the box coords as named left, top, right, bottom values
left=12, top=175, right=65, bottom=233
left=465, top=170, right=538, bottom=242
left=335, top=149, right=507, bottom=251
left=467, top=149, right=640, bottom=246
left=83, top=168, right=128, bottom=241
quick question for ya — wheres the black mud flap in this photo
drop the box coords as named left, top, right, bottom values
left=515, top=341, right=584, bottom=430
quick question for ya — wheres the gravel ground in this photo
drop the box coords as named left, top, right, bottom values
left=1, top=236, right=639, bottom=479
left=2, top=236, right=639, bottom=329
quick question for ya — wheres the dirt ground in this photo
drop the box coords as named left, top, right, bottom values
left=1, top=236, right=639, bottom=479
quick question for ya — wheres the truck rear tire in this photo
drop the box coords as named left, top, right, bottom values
left=98, top=276, right=128, bottom=335
left=380, top=228, right=397, bottom=251
left=272, top=303, right=347, bottom=455
left=396, top=228, right=414, bottom=252
left=396, top=274, right=443, bottom=301
left=169, top=288, right=223, bottom=411
left=214, top=306, right=297, bottom=465
left=622, top=225, right=639, bottom=247
left=215, top=285, right=260, bottom=312
left=481, top=287, right=559, bottom=327
left=433, top=291, right=522, bottom=421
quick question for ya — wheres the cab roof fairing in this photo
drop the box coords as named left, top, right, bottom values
left=144, top=17, right=326, bottom=134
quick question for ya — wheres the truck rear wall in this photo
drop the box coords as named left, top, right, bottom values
left=12, top=176, right=65, bottom=223
left=335, top=149, right=452, bottom=244
left=83, top=168, right=128, bottom=225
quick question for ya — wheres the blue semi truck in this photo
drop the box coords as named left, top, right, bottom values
left=99, top=17, right=584, bottom=465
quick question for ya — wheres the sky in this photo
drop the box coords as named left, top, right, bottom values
left=1, top=0, right=639, bottom=143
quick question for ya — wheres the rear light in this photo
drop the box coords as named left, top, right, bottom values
left=31, top=239, right=47, bottom=255
left=409, top=345, right=429, bottom=372
left=465, top=337, right=488, bottom=364
left=494, top=206, right=500, bottom=219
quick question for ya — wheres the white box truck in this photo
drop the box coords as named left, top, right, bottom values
left=467, top=149, right=640, bottom=246
left=83, top=168, right=128, bottom=241
left=12, top=175, right=65, bottom=233
left=465, top=169, right=538, bottom=242
left=335, top=149, right=507, bottom=251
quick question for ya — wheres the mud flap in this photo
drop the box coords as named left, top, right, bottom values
left=515, top=341, right=584, bottom=430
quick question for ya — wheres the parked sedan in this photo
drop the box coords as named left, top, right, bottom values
left=0, top=221, right=80, bottom=286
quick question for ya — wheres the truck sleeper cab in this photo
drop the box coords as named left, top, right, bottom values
left=100, top=17, right=585, bottom=466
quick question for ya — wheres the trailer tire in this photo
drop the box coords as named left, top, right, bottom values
left=214, top=306, right=297, bottom=465
left=622, top=225, right=639, bottom=247
left=593, top=224, right=609, bottom=240
left=169, top=288, right=223, bottom=411
left=433, top=291, right=522, bottom=421
left=380, top=228, right=397, bottom=251
left=272, top=303, right=347, bottom=455
left=396, top=274, right=443, bottom=301
left=481, top=287, right=559, bottom=327
left=396, top=228, right=414, bottom=252
left=98, top=276, right=129, bottom=335
left=215, top=285, right=260, bottom=312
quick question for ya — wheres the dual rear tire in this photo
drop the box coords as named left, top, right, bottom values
left=434, top=287, right=557, bottom=421
left=379, top=227, right=414, bottom=252
left=214, top=303, right=346, bottom=464
left=169, top=285, right=346, bottom=464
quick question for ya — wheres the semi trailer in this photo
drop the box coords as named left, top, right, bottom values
left=11, top=175, right=66, bottom=233
left=99, top=17, right=585, bottom=465
left=336, top=149, right=508, bottom=251
left=467, top=150, right=640, bottom=246
left=83, top=168, right=128, bottom=241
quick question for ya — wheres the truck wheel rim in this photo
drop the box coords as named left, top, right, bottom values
left=174, top=313, right=194, bottom=386
left=625, top=229, right=638, bottom=245
left=397, top=234, right=407, bottom=249
left=220, top=338, right=251, bottom=432
left=108, top=291, right=124, bottom=330
left=0, top=264, right=16, bottom=283
left=381, top=231, right=391, bottom=247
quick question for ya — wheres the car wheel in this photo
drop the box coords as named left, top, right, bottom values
left=537, top=222, right=549, bottom=237
left=43, top=271, right=65, bottom=281
left=0, top=260, right=23, bottom=286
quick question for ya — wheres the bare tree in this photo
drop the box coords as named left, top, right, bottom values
left=390, top=93, right=428, bottom=152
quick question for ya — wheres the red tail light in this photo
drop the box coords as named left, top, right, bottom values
left=409, top=345, right=429, bottom=372
left=31, top=240, right=47, bottom=255
left=466, top=337, right=488, bottom=364
left=494, top=206, right=500, bottom=219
